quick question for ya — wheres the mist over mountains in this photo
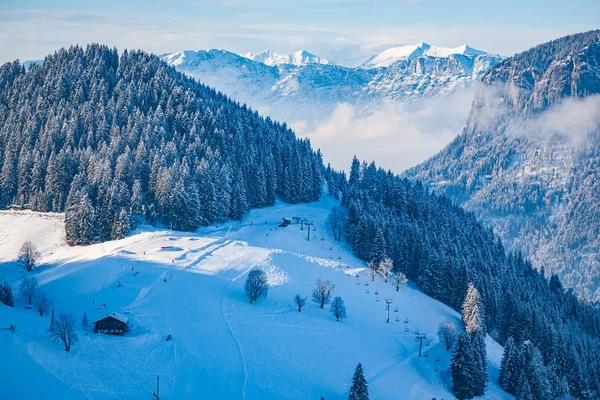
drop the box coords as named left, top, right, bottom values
left=407, top=30, right=600, bottom=300
left=160, top=44, right=502, bottom=171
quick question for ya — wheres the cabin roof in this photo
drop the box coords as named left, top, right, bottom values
left=94, top=312, right=129, bottom=324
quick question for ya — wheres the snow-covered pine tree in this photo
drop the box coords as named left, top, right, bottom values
left=471, top=331, right=488, bottom=396
left=517, top=373, right=533, bottom=400
left=254, top=164, right=268, bottom=207
left=369, top=229, right=387, bottom=265
left=498, top=336, right=519, bottom=394
left=523, top=343, right=552, bottom=400
left=451, top=332, right=475, bottom=399
left=348, top=363, right=369, bottom=400
left=0, top=148, right=17, bottom=207
left=348, top=156, right=361, bottom=188
left=130, top=179, right=144, bottom=214
left=231, top=171, right=249, bottom=221
left=452, top=284, right=487, bottom=399
left=216, top=164, right=233, bottom=222
left=462, top=284, right=485, bottom=335
left=111, top=208, right=131, bottom=240
left=0, top=282, right=15, bottom=307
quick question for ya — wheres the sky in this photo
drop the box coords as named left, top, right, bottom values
left=0, top=0, right=598, bottom=65
left=0, top=0, right=598, bottom=173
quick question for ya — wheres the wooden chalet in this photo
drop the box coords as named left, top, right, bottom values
left=93, top=312, right=129, bottom=335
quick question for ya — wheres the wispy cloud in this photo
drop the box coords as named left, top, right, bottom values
left=509, top=95, right=600, bottom=148
left=291, top=88, right=476, bottom=172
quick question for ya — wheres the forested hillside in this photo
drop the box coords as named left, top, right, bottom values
left=0, top=45, right=323, bottom=244
left=406, top=30, right=600, bottom=300
left=338, top=156, right=600, bottom=398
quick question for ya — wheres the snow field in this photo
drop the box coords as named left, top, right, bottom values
left=0, top=196, right=510, bottom=399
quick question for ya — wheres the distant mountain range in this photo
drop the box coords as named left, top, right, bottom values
left=160, top=44, right=502, bottom=123
left=407, top=30, right=600, bottom=300
left=242, top=49, right=330, bottom=66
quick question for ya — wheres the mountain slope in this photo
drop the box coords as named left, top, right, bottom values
left=242, top=49, right=330, bottom=66
left=0, top=197, right=509, bottom=399
left=406, top=30, right=600, bottom=300
left=160, top=44, right=502, bottom=123
left=0, top=44, right=323, bottom=244
left=361, top=42, right=487, bottom=69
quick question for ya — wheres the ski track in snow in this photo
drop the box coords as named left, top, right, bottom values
left=0, top=196, right=512, bottom=399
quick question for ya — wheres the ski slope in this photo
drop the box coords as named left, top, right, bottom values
left=0, top=197, right=511, bottom=399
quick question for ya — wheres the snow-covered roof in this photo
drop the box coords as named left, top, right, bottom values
left=95, top=312, right=128, bottom=324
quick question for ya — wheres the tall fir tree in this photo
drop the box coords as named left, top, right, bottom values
left=348, top=363, right=369, bottom=400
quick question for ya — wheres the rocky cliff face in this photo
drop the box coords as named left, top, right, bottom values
left=407, top=30, right=600, bottom=300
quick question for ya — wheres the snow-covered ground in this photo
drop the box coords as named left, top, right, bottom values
left=0, top=196, right=510, bottom=399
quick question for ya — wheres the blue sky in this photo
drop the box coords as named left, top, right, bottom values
left=0, top=0, right=598, bottom=64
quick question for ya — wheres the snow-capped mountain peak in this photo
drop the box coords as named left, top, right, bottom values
left=361, top=42, right=488, bottom=69
left=242, top=49, right=330, bottom=66
left=161, top=42, right=501, bottom=125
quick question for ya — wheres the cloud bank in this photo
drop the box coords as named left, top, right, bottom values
left=291, top=88, right=476, bottom=173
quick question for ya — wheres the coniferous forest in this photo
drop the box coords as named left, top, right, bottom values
left=338, top=156, right=600, bottom=398
left=0, top=44, right=323, bottom=244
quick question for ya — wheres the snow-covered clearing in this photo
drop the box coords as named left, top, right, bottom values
left=0, top=196, right=510, bottom=399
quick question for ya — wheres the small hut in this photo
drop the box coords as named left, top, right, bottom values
left=278, top=218, right=291, bottom=227
left=93, top=312, right=129, bottom=335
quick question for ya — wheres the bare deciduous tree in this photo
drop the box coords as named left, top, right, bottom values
left=294, top=294, right=307, bottom=312
left=34, top=291, right=52, bottom=317
left=378, top=258, right=393, bottom=282
left=244, top=270, right=269, bottom=304
left=392, top=271, right=408, bottom=291
left=326, top=206, right=347, bottom=241
left=330, top=296, right=347, bottom=322
left=438, top=320, right=459, bottom=351
left=312, top=279, right=335, bottom=309
left=50, top=312, right=78, bottom=352
left=19, top=276, right=38, bottom=305
left=18, top=241, right=40, bottom=272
